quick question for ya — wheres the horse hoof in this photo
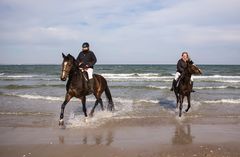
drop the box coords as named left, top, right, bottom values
left=59, top=119, right=64, bottom=126
left=185, top=109, right=189, bottom=112
left=179, top=113, right=182, bottom=117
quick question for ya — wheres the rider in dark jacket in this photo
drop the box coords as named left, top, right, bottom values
left=177, top=58, right=187, bottom=74
left=76, top=42, right=97, bottom=92
left=170, top=52, right=194, bottom=92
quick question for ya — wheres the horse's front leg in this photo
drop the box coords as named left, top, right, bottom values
left=185, top=94, right=191, bottom=112
left=59, top=93, right=72, bottom=126
left=179, top=95, right=184, bottom=117
left=174, top=91, right=179, bottom=109
left=81, top=96, right=87, bottom=117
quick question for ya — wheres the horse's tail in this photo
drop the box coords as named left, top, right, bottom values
left=105, top=85, right=114, bottom=111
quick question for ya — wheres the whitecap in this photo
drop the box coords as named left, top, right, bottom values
left=203, top=99, right=240, bottom=104
left=147, top=85, right=170, bottom=89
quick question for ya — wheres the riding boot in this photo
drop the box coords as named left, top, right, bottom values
left=170, top=79, right=177, bottom=91
left=88, top=78, right=94, bottom=93
left=190, top=81, right=195, bottom=92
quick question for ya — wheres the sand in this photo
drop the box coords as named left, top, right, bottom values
left=0, top=115, right=240, bottom=157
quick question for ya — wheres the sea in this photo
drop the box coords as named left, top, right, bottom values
left=0, top=64, right=240, bottom=128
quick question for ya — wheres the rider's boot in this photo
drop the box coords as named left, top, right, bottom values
left=190, top=81, right=195, bottom=92
left=170, top=79, right=177, bottom=91
left=88, top=78, right=94, bottom=93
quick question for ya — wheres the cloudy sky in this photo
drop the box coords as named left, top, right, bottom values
left=0, top=0, right=240, bottom=64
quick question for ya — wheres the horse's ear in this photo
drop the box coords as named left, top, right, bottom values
left=189, top=60, right=194, bottom=65
left=62, top=53, right=66, bottom=58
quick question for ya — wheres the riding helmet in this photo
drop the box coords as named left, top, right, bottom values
left=82, top=42, right=89, bottom=48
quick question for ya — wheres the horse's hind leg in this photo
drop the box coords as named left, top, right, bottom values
left=99, top=98, right=104, bottom=111
left=185, top=94, right=191, bottom=112
left=89, top=99, right=99, bottom=117
left=59, top=94, right=72, bottom=126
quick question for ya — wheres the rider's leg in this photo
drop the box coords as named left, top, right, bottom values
left=86, top=68, right=94, bottom=92
left=170, top=72, right=180, bottom=91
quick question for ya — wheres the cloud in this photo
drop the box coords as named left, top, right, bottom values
left=0, top=0, right=240, bottom=64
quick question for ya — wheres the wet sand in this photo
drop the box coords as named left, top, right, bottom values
left=0, top=115, right=240, bottom=157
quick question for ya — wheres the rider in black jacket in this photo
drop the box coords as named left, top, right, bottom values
left=76, top=42, right=97, bottom=92
left=170, top=52, right=194, bottom=92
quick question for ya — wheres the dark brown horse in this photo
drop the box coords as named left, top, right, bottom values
left=59, top=53, right=114, bottom=126
left=173, top=61, right=202, bottom=117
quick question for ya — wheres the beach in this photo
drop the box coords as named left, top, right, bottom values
left=0, top=64, right=240, bottom=157
left=0, top=116, right=240, bottom=157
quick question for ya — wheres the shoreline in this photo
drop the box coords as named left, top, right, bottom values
left=0, top=116, right=240, bottom=157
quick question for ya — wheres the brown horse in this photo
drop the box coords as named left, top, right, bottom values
left=173, top=61, right=202, bottom=117
left=59, top=53, right=114, bottom=126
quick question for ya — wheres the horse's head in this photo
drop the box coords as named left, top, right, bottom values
left=60, top=53, right=76, bottom=81
left=187, top=60, right=202, bottom=75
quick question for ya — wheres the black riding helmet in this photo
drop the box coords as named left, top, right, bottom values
left=82, top=42, right=89, bottom=48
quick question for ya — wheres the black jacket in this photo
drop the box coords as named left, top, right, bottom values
left=176, top=59, right=187, bottom=73
left=76, top=50, right=97, bottom=69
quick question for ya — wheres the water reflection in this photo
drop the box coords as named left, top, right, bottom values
left=58, top=130, right=114, bottom=146
left=172, top=124, right=194, bottom=145
left=58, top=124, right=193, bottom=146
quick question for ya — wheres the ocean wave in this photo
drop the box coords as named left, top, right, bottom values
left=193, top=75, right=240, bottom=79
left=3, top=93, right=64, bottom=101
left=3, top=93, right=118, bottom=103
left=101, top=73, right=172, bottom=81
left=146, top=85, right=170, bottom=89
left=1, top=84, right=64, bottom=90
left=0, top=74, right=59, bottom=81
left=202, top=99, right=240, bottom=104
left=146, top=85, right=240, bottom=90
left=1, top=72, right=240, bottom=83
left=200, top=79, right=240, bottom=83
left=103, top=74, right=240, bottom=83
left=195, top=86, right=240, bottom=90
left=0, top=75, right=37, bottom=78
left=17, top=94, right=63, bottom=101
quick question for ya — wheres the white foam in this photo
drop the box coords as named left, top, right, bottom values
left=147, top=85, right=170, bottom=89
left=195, top=86, right=229, bottom=90
left=15, top=94, right=63, bottom=101
left=67, top=110, right=115, bottom=128
left=203, top=99, right=240, bottom=104
left=66, top=97, right=134, bottom=128
left=0, top=75, right=37, bottom=78
left=215, top=80, right=240, bottom=83
left=101, top=73, right=172, bottom=82
left=193, top=75, right=240, bottom=79
left=136, top=99, right=159, bottom=104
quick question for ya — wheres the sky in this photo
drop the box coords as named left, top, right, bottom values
left=0, top=0, right=240, bottom=65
